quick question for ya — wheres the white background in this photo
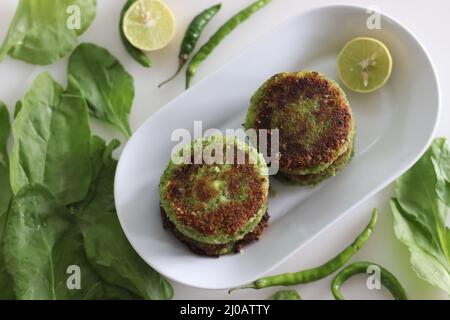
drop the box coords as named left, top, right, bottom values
left=0, top=0, right=449, bottom=299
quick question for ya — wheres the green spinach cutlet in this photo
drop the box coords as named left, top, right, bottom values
left=245, top=71, right=355, bottom=185
left=159, top=135, right=269, bottom=256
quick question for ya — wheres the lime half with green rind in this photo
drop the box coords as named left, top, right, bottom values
left=337, top=37, right=393, bottom=93
left=123, top=0, right=175, bottom=52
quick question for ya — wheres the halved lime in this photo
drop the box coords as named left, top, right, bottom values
left=123, top=0, right=175, bottom=51
left=337, top=37, right=393, bottom=93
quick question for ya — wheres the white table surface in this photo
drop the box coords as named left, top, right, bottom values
left=0, top=0, right=449, bottom=300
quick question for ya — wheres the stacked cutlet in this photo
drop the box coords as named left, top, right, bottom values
left=245, top=71, right=355, bottom=185
left=159, top=135, right=269, bottom=256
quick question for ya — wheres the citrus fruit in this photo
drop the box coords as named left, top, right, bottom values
left=123, top=0, right=175, bottom=51
left=337, top=37, right=393, bottom=93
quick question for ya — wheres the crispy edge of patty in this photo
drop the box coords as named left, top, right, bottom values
left=277, top=131, right=355, bottom=185
left=245, top=71, right=353, bottom=175
left=161, top=207, right=269, bottom=257
left=159, top=136, right=269, bottom=245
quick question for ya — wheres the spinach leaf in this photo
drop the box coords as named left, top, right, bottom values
left=74, top=137, right=173, bottom=300
left=0, top=210, right=15, bottom=300
left=98, top=284, right=139, bottom=300
left=0, top=160, right=10, bottom=217
left=68, top=43, right=134, bottom=138
left=10, top=72, right=92, bottom=205
left=431, top=138, right=450, bottom=207
left=0, top=103, right=14, bottom=299
left=391, top=138, right=450, bottom=294
left=0, top=0, right=96, bottom=65
left=13, top=101, right=22, bottom=119
left=0, top=102, right=10, bottom=168
left=3, top=185, right=106, bottom=299
left=52, top=225, right=138, bottom=300
left=0, top=102, right=11, bottom=214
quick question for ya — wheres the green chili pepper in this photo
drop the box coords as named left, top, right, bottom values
left=158, top=3, right=222, bottom=87
left=267, top=290, right=302, bottom=300
left=185, top=0, right=271, bottom=89
left=331, top=261, right=408, bottom=300
left=229, top=209, right=378, bottom=293
left=119, top=0, right=152, bottom=68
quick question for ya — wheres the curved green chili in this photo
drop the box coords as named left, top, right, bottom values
left=331, top=261, right=408, bottom=300
left=159, top=3, right=222, bottom=87
left=229, top=209, right=378, bottom=293
left=120, top=0, right=152, bottom=68
left=185, top=0, right=272, bottom=89
left=267, top=290, right=302, bottom=300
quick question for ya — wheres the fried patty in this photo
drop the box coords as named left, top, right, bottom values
left=245, top=71, right=354, bottom=176
left=277, top=134, right=355, bottom=185
left=160, top=136, right=269, bottom=252
left=161, top=207, right=269, bottom=257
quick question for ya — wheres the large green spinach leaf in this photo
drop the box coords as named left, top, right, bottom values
left=3, top=185, right=105, bottom=299
left=0, top=0, right=96, bottom=65
left=391, top=138, right=450, bottom=294
left=10, top=72, right=92, bottom=205
left=74, top=137, right=173, bottom=300
left=68, top=43, right=134, bottom=138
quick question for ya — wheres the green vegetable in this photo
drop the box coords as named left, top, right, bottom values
left=0, top=0, right=96, bottom=65
left=331, top=261, right=408, bottom=300
left=3, top=185, right=136, bottom=300
left=0, top=71, right=171, bottom=300
left=0, top=102, right=10, bottom=168
left=0, top=103, right=14, bottom=300
left=159, top=3, right=222, bottom=87
left=10, top=73, right=92, bottom=205
left=433, top=139, right=450, bottom=207
left=73, top=137, right=173, bottom=300
left=0, top=102, right=11, bottom=214
left=186, top=0, right=271, bottom=88
left=119, top=0, right=151, bottom=68
left=267, top=290, right=302, bottom=300
left=0, top=183, right=10, bottom=239
left=0, top=210, right=15, bottom=300
left=98, top=284, right=139, bottom=300
left=13, top=101, right=22, bottom=119
left=391, top=138, right=450, bottom=294
left=3, top=185, right=105, bottom=299
left=68, top=43, right=135, bottom=138
left=230, top=209, right=378, bottom=292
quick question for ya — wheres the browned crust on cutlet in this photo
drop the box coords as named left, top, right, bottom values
left=161, top=207, right=269, bottom=257
left=164, top=162, right=267, bottom=237
left=253, top=71, right=352, bottom=172
left=277, top=138, right=354, bottom=185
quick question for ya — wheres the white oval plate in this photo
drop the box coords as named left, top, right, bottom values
left=115, top=4, right=440, bottom=289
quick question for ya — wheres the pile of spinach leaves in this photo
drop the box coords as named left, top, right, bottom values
left=0, top=72, right=172, bottom=299
left=391, top=138, right=450, bottom=294
left=0, top=0, right=171, bottom=300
